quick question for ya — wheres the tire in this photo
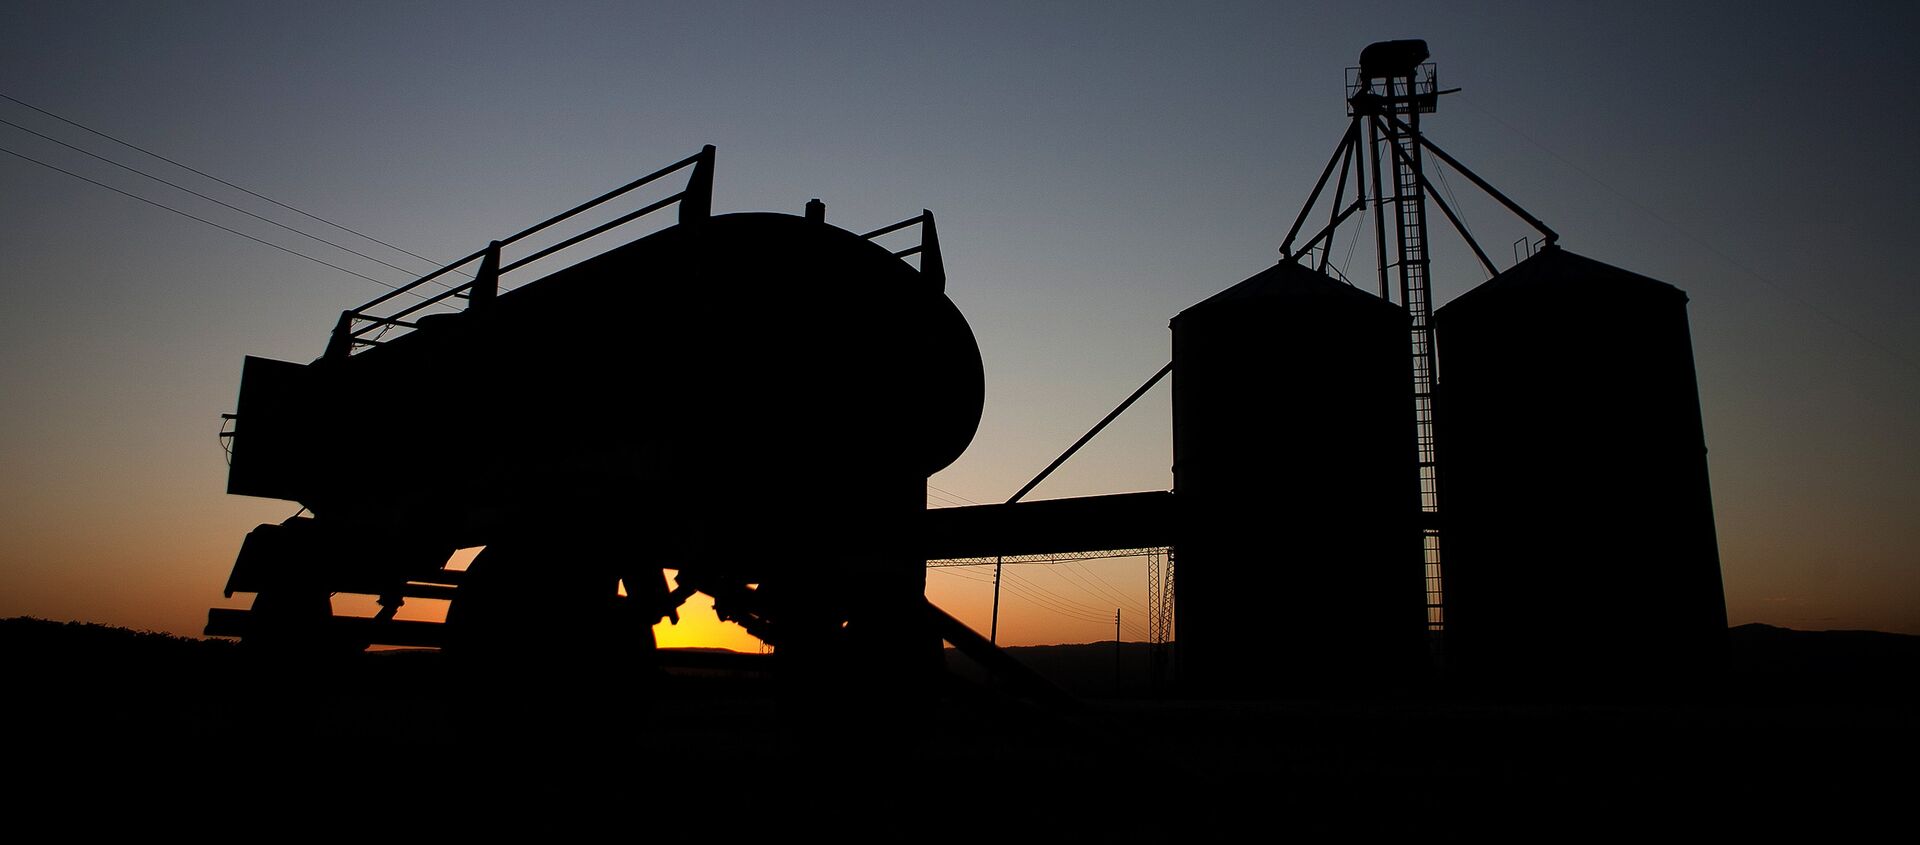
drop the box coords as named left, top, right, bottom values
left=446, top=540, right=658, bottom=662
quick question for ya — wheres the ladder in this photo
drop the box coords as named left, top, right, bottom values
left=1386, top=106, right=1446, bottom=633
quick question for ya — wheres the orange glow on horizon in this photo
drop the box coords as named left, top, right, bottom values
left=652, top=569, right=764, bottom=652
left=329, top=561, right=765, bottom=653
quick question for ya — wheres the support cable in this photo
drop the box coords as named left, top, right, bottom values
left=1376, top=132, right=1498, bottom=278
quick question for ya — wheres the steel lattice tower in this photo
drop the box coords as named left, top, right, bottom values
left=1146, top=547, right=1174, bottom=687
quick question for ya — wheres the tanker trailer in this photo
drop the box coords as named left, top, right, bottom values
left=208, top=147, right=986, bottom=671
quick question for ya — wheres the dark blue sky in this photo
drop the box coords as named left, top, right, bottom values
left=2, top=1, right=1915, bottom=641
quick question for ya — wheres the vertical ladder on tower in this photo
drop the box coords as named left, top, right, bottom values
left=1291, top=41, right=1564, bottom=655
left=1380, top=65, right=1447, bottom=637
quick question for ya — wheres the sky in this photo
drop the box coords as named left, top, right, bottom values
left=2, top=1, right=1916, bottom=647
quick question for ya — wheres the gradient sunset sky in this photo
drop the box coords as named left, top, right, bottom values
left=2, top=1, right=1915, bottom=647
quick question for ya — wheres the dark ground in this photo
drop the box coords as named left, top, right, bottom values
left=4, top=618, right=1913, bottom=837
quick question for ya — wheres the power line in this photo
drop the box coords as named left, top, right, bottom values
left=0, top=115, right=447, bottom=284
left=1, top=143, right=407, bottom=290
left=926, top=489, right=971, bottom=508
left=1048, top=559, right=1146, bottom=616
left=928, top=483, right=978, bottom=505
left=1000, top=578, right=1103, bottom=619
left=1003, top=569, right=1114, bottom=618
left=1061, top=561, right=1149, bottom=617
left=931, top=567, right=996, bottom=586
left=0, top=92, right=698, bottom=316
left=1075, top=558, right=1145, bottom=606
left=933, top=567, right=1145, bottom=635
left=0, top=90, right=451, bottom=269
left=945, top=566, right=1112, bottom=625
left=935, top=568, right=1107, bottom=624
left=1002, top=591, right=1111, bottom=625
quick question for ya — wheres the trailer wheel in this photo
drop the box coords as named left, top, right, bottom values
left=243, top=587, right=342, bottom=655
left=446, top=541, right=658, bottom=664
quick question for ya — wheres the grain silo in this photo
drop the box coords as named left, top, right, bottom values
left=1434, top=246, right=1727, bottom=686
left=1172, top=261, right=1429, bottom=693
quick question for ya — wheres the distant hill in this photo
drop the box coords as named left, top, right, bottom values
left=0, top=616, right=234, bottom=667
left=1726, top=622, right=1920, bottom=698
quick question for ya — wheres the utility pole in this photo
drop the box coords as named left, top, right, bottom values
left=990, top=555, right=1003, bottom=643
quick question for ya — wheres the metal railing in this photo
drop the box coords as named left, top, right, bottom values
left=858, top=209, right=945, bottom=291
left=323, top=145, right=715, bottom=359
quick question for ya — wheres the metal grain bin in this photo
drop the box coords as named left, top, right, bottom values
left=1434, top=246, right=1727, bottom=687
left=1172, top=261, right=1428, bottom=694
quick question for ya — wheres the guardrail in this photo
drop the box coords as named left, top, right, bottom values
left=323, top=145, right=715, bottom=359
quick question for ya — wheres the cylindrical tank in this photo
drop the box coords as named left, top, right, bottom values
left=1172, top=261, right=1428, bottom=694
left=238, top=212, right=983, bottom=559
left=1434, top=246, right=1726, bottom=687
left=226, top=212, right=985, bottom=655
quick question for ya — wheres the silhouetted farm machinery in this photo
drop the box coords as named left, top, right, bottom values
left=210, top=147, right=996, bottom=675
left=210, top=41, right=1728, bottom=694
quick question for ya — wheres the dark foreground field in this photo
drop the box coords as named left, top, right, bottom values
left=4, top=618, right=1913, bottom=837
